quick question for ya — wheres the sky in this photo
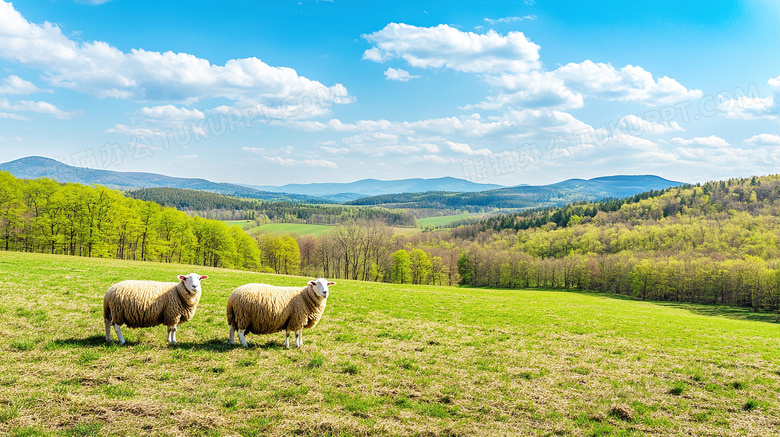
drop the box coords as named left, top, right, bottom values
left=0, top=0, right=779, bottom=187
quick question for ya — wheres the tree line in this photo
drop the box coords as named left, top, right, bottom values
left=0, top=172, right=300, bottom=274
left=297, top=175, right=780, bottom=311
left=6, top=171, right=780, bottom=311
left=128, top=187, right=417, bottom=227
left=344, top=186, right=617, bottom=212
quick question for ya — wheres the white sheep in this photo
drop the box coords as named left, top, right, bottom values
left=103, top=273, right=208, bottom=345
left=226, top=278, right=334, bottom=349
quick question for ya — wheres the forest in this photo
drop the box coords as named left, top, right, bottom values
left=298, top=175, right=780, bottom=311
left=4, top=171, right=780, bottom=311
left=344, top=187, right=583, bottom=211
left=127, top=187, right=418, bottom=226
left=0, top=172, right=282, bottom=272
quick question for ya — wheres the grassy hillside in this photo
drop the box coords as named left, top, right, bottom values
left=1, top=252, right=779, bottom=436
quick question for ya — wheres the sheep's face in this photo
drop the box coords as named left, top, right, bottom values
left=178, top=273, right=208, bottom=294
left=308, top=278, right=335, bottom=299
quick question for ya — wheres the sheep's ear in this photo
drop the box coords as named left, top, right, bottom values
left=178, top=275, right=186, bottom=281
left=308, top=280, right=316, bottom=286
left=328, top=281, right=336, bottom=285
left=200, top=275, right=209, bottom=280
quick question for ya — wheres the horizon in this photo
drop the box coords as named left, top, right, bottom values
left=0, top=1, right=778, bottom=186
left=2, top=155, right=684, bottom=189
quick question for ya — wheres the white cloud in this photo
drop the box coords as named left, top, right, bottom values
left=139, top=105, right=205, bottom=121
left=483, top=16, right=535, bottom=25
left=769, top=76, right=780, bottom=88
left=475, top=71, right=583, bottom=109
left=243, top=146, right=294, bottom=155
left=485, top=16, right=521, bottom=25
left=0, top=111, right=28, bottom=120
left=0, top=97, right=72, bottom=119
left=362, top=24, right=698, bottom=110
left=343, top=132, right=398, bottom=146
left=0, top=1, right=351, bottom=106
left=104, top=124, right=159, bottom=137
left=414, top=154, right=458, bottom=164
left=362, top=23, right=541, bottom=74
left=745, top=134, right=780, bottom=146
left=446, top=140, right=491, bottom=155
left=285, top=109, right=591, bottom=147
left=263, top=156, right=338, bottom=168
left=384, top=67, right=419, bottom=82
left=176, top=154, right=198, bottom=160
left=320, top=146, right=350, bottom=154
left=340, top=132, right=441, bottom=156
left=723, top=94, right=778, bottom=120
left=670, top=135, right=730, bottom=148
left=478, top=61, right=702, bottom=109
left=553, top=60, right=702, bottom=106
left=617, top=114, right=684, bottom=135
left=0, top=75, right=47, bottom=95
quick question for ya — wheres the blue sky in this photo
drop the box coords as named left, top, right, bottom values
left=1, top=0, right=779, bottom=186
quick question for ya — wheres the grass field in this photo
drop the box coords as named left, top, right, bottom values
left=416, top=213, right=478, bottom=228
left=1, top=252, right=779, bottom=436
left=223, top=220, right=254, bottom=228
left=244, top=223, right=335, bottom=237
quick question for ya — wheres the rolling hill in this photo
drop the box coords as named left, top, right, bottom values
left=0, top=156, right=322, bottom=202
left=1, top=156, right=682, bottom=213
left=245, top=177, right=505, bottom=202
left=347, top=175, right=683, bottom=211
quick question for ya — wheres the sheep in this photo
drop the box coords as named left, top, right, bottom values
left=226, top=278, right=335, bottom=349
left=103, top=273, right=208, bottom=345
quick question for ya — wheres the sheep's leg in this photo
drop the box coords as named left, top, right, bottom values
left=295, top=330, right=303, bottom=348
left=167, top=325, right=177, bottom=344
left=284, top=330, right=290, bottom=349
left=104, top=319, right=112, bottom=342
left=237, top=329, right=248, bottom=348
left=113, top=324, right=126, bottom=345
left=228, top=325, right=236, bottom=345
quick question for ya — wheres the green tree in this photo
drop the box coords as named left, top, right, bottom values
left=0, top=172, right=24, bottom=251
left=279, top=234, right=301, bottom=275
left=390, top=249, right=411, bottom=284
left=409, top=248, right=432, bottom=284
left=457, top=252, right=473, bottom=285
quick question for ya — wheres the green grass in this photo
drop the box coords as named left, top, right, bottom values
left=417, top=212, right=478, bottom=227
left=1, top=251, right=780, bottom=436
left=222, top=220, right=253, bottom=228
left=245, top=222, right=335, bottom=236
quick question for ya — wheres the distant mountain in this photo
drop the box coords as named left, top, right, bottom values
left=246, top=177, right=505, bottom=202
left=548, top=175, right=683, bottom=199
left=347, top=175, right=684, bottom=211
left=0, top=157, right=683, bottom=212
left=0, top=156, right=322, bottom=202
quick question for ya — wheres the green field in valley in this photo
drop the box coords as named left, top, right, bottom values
left=244, top=223, right=335, bottom=237
left=223, top=220, right=254, bottom=228
left=1, top=251, right=779, bottom=436
left=417, top=213, right=478, bottom=228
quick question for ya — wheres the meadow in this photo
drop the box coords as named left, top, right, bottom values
left=229, top=212, right=476, bottom=238
left=243, top=223, right=335, bottom=237
left=416, top=213, right=478, bottom=228
left=1, top=251, right=779, bottom=436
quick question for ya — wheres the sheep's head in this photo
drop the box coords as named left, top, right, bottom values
left=308, top=278, right=335, bottom=299
left=178, top=273, right=208, bottom=294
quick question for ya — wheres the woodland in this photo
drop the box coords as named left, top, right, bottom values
left=3, top=171, right=780, bottom=310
